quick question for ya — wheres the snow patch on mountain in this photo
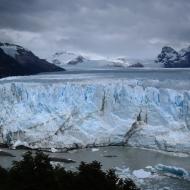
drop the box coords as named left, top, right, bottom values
left=0, top=43, right=28, bottom=59
left=1, top=45, right=18, bottom=58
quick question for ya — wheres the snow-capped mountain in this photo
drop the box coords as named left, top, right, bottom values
left=48, top=51, right=155, bottom=70
left=50, top=51, right=87, bottom=66
left=0, top=48, right=28, bottom=78
left=111, top=58, right=157, bottom=68
left=156, top=46, right=190, bottom=68
left=0, top=42, right=64, bottom=78
left=50, top=46, right=190, bottom=70
left=48, top=50, right=125, bottom=69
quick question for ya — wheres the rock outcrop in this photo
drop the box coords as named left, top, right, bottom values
left=0, top=42, right=64, bottom=78
left=156, top=46, right=190, bottom=68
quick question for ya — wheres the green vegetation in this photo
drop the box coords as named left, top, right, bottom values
left=0, top=151, right=140, bottom=190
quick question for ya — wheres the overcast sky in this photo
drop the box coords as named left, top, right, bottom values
left=0, top=0, right=190, bottom=59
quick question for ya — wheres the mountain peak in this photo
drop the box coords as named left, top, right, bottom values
left=53, top=50, right=76, bottom=57
left=0, top=42, right=31, bottom=59
left=49, top=51, right=87, bottom=66
left=161, top=46, right=177, bottom=53
left=0, top=42, right=64, bottom=78
left=156, top=45, right=190, bottom=68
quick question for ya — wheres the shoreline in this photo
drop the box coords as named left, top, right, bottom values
left=1, top=144, right=189, bottom=158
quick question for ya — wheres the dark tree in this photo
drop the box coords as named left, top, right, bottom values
left=0, top=151, right=140, bottom=190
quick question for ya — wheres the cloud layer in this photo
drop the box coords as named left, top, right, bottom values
left=0, top=0, right=190, bottom=58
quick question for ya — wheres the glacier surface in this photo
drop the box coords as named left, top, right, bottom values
left=0, top=70, right=190, bottom=153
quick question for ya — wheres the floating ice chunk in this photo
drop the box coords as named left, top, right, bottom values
left=91, top=148, right=99, bottom=152
left=145, top=166, right=154, bottom=170
left=51, top=147, right=58, bottom=153
left=50, top=161, right=64, bottom=168
left=115, top=167, right=131, bottom=179
left=132, top=169, right=151, bottom=179
left=12, top=140, right=29, bottom=149
left=155, top=164, right=190, bottom=179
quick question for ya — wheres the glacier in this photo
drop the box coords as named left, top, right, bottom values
left=0, top=70, right=190, bottom=154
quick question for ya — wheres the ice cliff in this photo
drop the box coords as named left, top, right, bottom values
left=0, top=74, right=190, bottom=153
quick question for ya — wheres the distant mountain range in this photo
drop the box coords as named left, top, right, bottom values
left=0, top=42, right=190, bottom=79
left=0, top=42, right=64, bottom=78
left=47, top=51, right=153, bottom=69
left=48, top=46, right=190, bottom=69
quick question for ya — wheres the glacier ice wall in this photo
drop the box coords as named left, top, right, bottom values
left=0, top=77, right=190, bottom=153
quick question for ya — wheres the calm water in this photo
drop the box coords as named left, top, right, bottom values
left=0, top=146, right=190, bottom=190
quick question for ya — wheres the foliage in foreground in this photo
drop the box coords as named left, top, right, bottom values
left=0, top=151, right=140, bottom=190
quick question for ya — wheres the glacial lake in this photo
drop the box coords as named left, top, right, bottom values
left=0, top=146, right=190, bottom=190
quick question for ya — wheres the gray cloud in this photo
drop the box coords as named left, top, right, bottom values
left=0, top=0, right=189, bottom=59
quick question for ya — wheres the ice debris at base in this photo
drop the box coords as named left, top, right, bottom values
left=115, top=167, right=131, bottom=179
left=116, top=167, right=154, bottom=180
left=132, top=169, right=152, bottom=179
left=91, top=148, right=100, bottom=152
left=115, top=164, right=190, bottom=190
left=50, top=161, right=64, bottom=168
left=51, top=147, right=58, bottom=153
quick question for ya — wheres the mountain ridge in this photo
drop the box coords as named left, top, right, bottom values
left=156, top=45, right=190, bottom=68
left=0, top=42, right=64, bottom=78
left=49, top=45, right=190, bottom=69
